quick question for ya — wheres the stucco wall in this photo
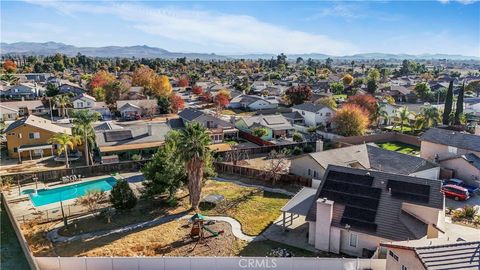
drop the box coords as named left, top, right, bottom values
left=338, top=229, right=388, bottom=257
left=6, top=124, right=59, bottom=158
left=289, top=155, right=325, bottom=179
left=440, top=158, right=480, bottom=187
left=408, top=167, right=440, bottom=180
left=385, top=247, right=426, bottom=270
left=420, top=141, right=480, bottom=161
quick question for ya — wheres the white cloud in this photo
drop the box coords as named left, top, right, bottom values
left=21, top=1, right=356, bottom=55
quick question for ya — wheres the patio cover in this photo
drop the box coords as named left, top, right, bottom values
left=18, top=144, right=52, bottom=151
left=281, top=187, right=317, bottom=216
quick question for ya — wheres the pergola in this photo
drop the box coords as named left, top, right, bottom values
left=280, top=187, right=317, bottom=231
left=18, top=144, right=54, bottom=163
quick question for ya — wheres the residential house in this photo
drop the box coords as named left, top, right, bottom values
left=116, top=99, right=158, bottom=120
left=94, top=122, right=171, bottom=161
left=58, top=81, right=86, bottom=95
left=124, top=86, right=146, bottom=100
left=290, top=144, right=440, bottom=182
left=1, top=100, right=50, bottom=117
left=228, top=94, right=279, bottom=111
left=177, top=108, right=238, bottom=143
left=381, top=233, right=480, bottom=270
left=1, top=83, right=45, bottom=100
left=378, top=102, right=399, bottom=126
left=250, top=81, right=273, bottom=93
left=281, top=111, right=304, bottom=125
left=289, top=165, right=444, bottom=257
left=291, top=103, right=335, bottom=128
left=420, top=128, right=480, bottom=186
left=4, top=115, right=71, bottom=161
left=0, top=104, right=19, bottom=122
left=235, top=114, right=294, bottom=140
left=72, top=93, right=111, bottom=119
left=382, top=85, right=412, bottom=103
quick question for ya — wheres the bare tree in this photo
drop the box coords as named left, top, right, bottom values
left=264, top=149, right=289, bottom=185
left=75, top=190, right=106, bottom=215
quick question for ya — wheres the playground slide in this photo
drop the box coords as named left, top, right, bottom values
left=202, top=225, right=223, bottom=236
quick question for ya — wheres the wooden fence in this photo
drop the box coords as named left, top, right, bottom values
left=214, top=162, right=312, bottom=187
left=238, top=130, right=275, bottom=146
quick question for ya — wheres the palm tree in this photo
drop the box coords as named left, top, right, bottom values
left=72, top=110, right=100, bottom=166
left=393, top=106, right=411, bottom=133
left=374, top=102, right=388, bottom=127
left=415, top=106, right=442, bottom=131
left=53, top=94, right=71, bottom=118
left=48, top=131, right=76, bottom=168
left=177, top=122, right=212, bottom=210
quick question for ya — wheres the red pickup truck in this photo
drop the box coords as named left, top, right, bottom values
left=441, top=184, right=470, bottom=201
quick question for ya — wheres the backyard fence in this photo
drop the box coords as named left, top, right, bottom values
left=216, top=141, right=318, bottom=157
left=332, top=132, right=420, bottom=147
left=36, top=256, right=386, bottom=270
left=214, top=162, right=312, bottom=187
left=3, top=160, right=149, bottom=184
left=238, top=130, right=276, bottom=146
left=1, top=193, right=40, bottom=270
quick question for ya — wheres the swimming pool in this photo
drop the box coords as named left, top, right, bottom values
left=29, top=177, right=117, bottom=207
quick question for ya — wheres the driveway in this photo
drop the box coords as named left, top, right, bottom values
left=445, top=194, right=480, bottom=211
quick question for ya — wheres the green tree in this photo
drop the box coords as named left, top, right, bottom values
left=110, top=179, right=137, bottom=210
left=454, top=83, right=465, bottom=125
left=157, top=96, right=172, bottom=114
left=46, top=83, right=59, bottom=97
left=414, top=82, right=432, bottom=101
left=315, top=96, right=337, bottom=109
left=142, top=131, right=186, bottom=201
left=53, top=94, right=72, bottom=118
left=292, top=132, right=303, bottom=142
left=366, top=79, right=378, bottom=94
left=329, top=82, right=344, bottom=95
left=392, top=106, right=411, bottom=134
left=48, top=131, right=76, bottom=168
left=177, top=122, right=213, bottom=210
left=443, top=81, right=454, bottom=125
left=253, top=127, right=268, bottom=138
left=72, top=109, right=100, bottom=166
left=414, top=106, right=442, bottom=130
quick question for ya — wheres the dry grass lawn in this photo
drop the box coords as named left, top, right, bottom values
left=22, top=179, right=291, bottom=257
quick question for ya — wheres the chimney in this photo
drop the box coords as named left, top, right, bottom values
left=315, top=198, right=334, bottom=251
left=147, top=124, right=153, bottom=136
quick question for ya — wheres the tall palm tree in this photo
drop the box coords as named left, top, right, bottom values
left=373, top=102, right=388, bottom=128
left=53, top=94, right=72, bottom=118
left=72, top=110, right=100, bottom=166
left=393, top=106, right=411, bottom=133
left=177, top=122, right=212, bottom=210
left=48, top=131, right=76, bottom=168
left=415, top=106, right=442, bottom=131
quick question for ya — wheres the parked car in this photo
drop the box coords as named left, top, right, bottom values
left=441, top=184, right=470, bottom=201
left=443, top=178, right=479, bottom=196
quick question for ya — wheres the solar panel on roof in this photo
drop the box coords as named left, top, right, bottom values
left=104, top=130, right=133, bottom=142
left=387, top=180, right=430, bottom=203
left=327, top=171, right=374, bottom=186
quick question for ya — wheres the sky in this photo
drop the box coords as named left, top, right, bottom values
left=1, top=1, right=479, bottom=57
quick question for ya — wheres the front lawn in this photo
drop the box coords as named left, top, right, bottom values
left=377, top=141, right=420, bottom=155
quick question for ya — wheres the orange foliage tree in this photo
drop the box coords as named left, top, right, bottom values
left=170, top=94, right=185, bottom=113
left=3, top=59, right=16, bottom=73
left=178, top=75, right=189, bottom=87
left=333, top=104, right=369, bottom=136
left=342, top=74, right=353, bottom=85
left=151, top=75, right=173, bottom=97
left=89, top=70, right=115, bottom=89
left=132, top=65, right=156, bottom=88
left=192, top=85, right=203, bottom=95
left=345, top=95, right=378, bottom=120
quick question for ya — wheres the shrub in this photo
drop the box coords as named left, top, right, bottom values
left=292, top=132, right=303, bottom=142
left=131, top=154, right=142, bottom=161
left=462, top=205, right=478, bottom=219
left=292, top=146, right=303, bottom=155
left=303, top=144, right=314, bottom=153
left=110, top=179, right=137, bottom=210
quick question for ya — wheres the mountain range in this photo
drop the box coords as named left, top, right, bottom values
left=1, top=42, right=478, bottom=61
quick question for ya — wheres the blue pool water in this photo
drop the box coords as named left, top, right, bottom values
left=30, top=177, right=117, bottom=207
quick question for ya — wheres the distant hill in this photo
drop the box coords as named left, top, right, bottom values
left=1, top=42, right=478, bottom=61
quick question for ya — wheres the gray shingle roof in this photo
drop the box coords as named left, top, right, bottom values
left=95, top=122, right=171, bottom=147
left=306, top=165, right=443, bottom=241
left=420, top=128, right=480, bottom=152
left=462, top=153, right=480, bottom=170
left=367, top=144, right=437, bottom=174
left=292, top=103, right=329, bottom=112
left=178, top=108, right=204, bottom=121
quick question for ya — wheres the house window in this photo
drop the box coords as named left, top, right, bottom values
left=389, top=250, right=399, bottom=261
left=349, top=233, right=358, bottom=247
left=448, top=146, right=457, bottom=154
left=313, top=171, right=318, bottom=178
left=302, top=111, right=305, bottom=115
left=18, top=133, right=22, bottom=139
left=13, top=147, right=18, bottom=153
left=326, top=112, right=331, bottom=117
left=401, top=266, right=408, bottom=270
left=308, top=169, right=311, bottom=176
left=29, top=132, right=40, bottom=139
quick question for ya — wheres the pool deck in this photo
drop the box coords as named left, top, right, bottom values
left=3, top=172, right=144, bottom=224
